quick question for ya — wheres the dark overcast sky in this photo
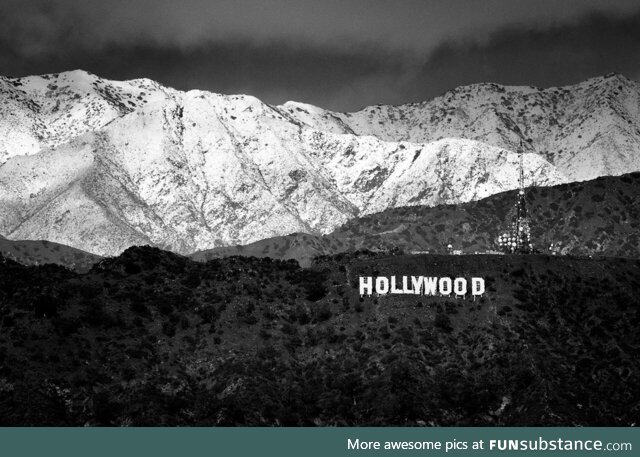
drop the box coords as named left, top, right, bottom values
left=1, top=0, right=640, bottom=111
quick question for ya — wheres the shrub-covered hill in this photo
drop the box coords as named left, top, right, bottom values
left=335, top=171, right=640, bottom=256
left=0, top=237, right=101, bottom=273
left=0, top=247, right=639, bottom=426
left=192, top=172, right=640, bottom=265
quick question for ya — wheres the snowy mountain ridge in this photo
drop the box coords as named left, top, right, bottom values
left=0, top=70, right=637, bottom=256
left=282, top=73, right=640, bottom=182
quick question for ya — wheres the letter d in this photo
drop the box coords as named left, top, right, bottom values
left=472, top=278, right=485, bottom=296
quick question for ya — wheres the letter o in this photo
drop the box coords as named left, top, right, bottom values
left=376, top=277, right=389, bottom=294
left=439, top=277, right=452, bottom=295
left=454, top=278, right=467, bottom=296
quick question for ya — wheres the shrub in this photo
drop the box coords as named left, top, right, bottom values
left=295, top=305, right=310, bottom=324
left=182, top=270, right=201, bottom=288
left=162, top=321, right=176, bottom=337
left=53, top=317, right=81, bottom=336
left=130, top=301, right=149, bottom=315
left=124, top=261, right=141, bottom=275
left=313, top=303, right=332, bottom=322
left=34, top=294, right=58, bottom=318
left=243, top=314, right=258, bottom=325
left=197, top=305, right=217, bottom=323
left=304, top=282, right=327, bottom=301
left=434, top=312, right=453, bottom=333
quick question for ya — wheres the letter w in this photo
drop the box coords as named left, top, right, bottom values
left=423, top=277, right=438, bottom=295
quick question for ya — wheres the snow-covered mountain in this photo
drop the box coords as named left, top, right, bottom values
left=0, top=70, right=636, bottom=256
left=284, top=73, right=640, bottom=182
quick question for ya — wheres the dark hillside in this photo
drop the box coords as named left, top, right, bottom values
left=336, top=172, right=640, bottom=257
left=0, top=248, right=638, bottom=425
left=0, top=238, right=101, bottom=272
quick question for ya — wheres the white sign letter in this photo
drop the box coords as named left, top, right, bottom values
left=472, top=277, right=485, bottom=296
left=359, top=277, right=373, bottom=296
left=424, top=277, right=438, bottom=295
left=376, top=277, right=389, bottom=294
left=439, top=277, right=452, bottom=295
left=454, top=278, right=467, bottom=296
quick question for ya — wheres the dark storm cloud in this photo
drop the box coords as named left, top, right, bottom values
left=401, top=10, right=640, bottom=104
left=1, top=1, right=640, bottom=110
left=3, top=0, right=639, bottom=54
left=0, top=39, right=405, bottom=109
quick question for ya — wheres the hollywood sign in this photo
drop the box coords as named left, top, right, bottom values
left=359, top=276, right=485, bottom=297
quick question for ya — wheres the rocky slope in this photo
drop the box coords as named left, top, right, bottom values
left=284, top=73, right=640, bottom=182
left=4, top=170, right=637, bottom=271
left=0, top=70, right=569, bottom=256
left=192, top=172, right=640, bottom=265
left=1, top=71, right=638, bottom=256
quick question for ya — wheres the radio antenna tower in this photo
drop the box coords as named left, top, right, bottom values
left=519, top=143, right=525, bottom=193
left=497, top=139, right=533, bottom=254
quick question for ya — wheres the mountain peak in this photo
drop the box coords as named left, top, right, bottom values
left=1, top=71, right=639, bottom=256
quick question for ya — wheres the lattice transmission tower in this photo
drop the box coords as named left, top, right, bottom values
left=497, top=140, right=533, bottom=254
